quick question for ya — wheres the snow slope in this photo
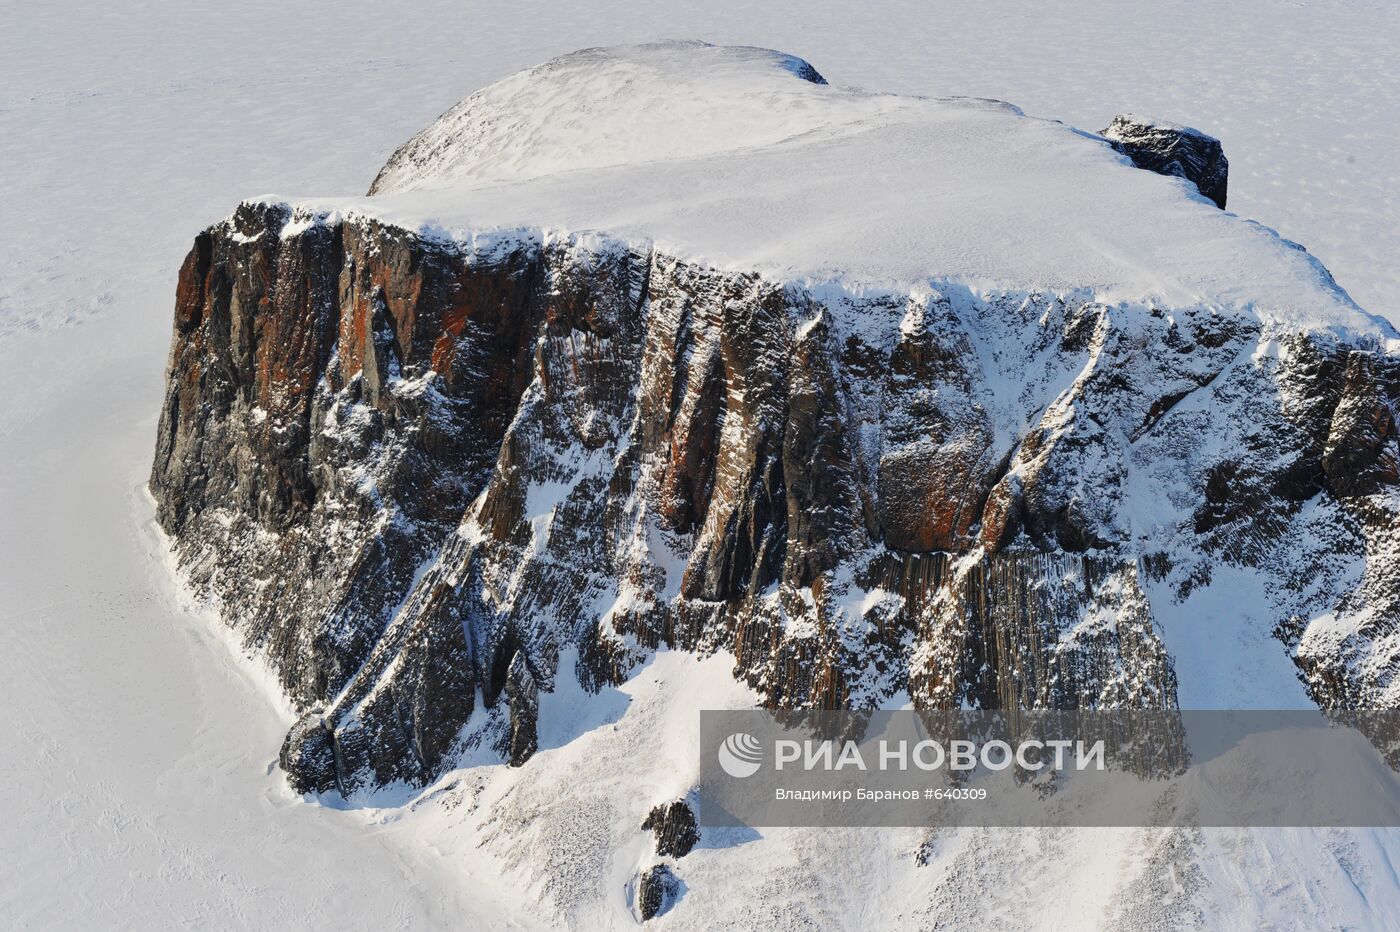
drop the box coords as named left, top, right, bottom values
left=5, top=2, right=1400, bottom=929
left=347, top=41, right=1395, bottom=337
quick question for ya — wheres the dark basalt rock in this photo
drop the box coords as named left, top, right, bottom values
left=1102, top=114, right=1229, bottom=209
left=638, top=864, right=680, bottom=921
left=642, top=799, right=700, bottom=858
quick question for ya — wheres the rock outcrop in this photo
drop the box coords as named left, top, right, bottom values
left=150, top=45, right=1400, bottom=800
left=279, top=713, right=338, bottom=795
left=504, top=651, right=539, bottom=767
left=643, top=800, right=700, bottom=858
left=638, top=864, right=681, bottom=921
left=1102, top=114, right=1229, bottom=209
left=150, top=203, right=1400, bottom=795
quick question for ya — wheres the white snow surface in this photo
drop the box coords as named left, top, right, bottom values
left=341, top=41, right=1396, bottom=339
left=6, top=2, right=1400, bottom=929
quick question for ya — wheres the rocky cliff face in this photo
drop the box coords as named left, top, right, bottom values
left=151, top=195, right=1400, bottom=795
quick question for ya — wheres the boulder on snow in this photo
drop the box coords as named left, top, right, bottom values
left=1102, top=113, right=1229, bottom=209
left=642, top=799, right=700, bottom=857
left=638, top=863, right=681, bottom=921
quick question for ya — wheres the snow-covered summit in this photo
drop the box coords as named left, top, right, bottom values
left=347, top=42, right=1396, bottom=341
left=368, top=41, right=835, bottom=193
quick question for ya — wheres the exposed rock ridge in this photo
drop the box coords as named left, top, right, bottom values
left=1101, top=113, right=1229, bottom=209
left=152, top=201, right=1400, bottom=794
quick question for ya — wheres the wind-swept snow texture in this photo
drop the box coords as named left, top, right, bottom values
left=360, top=42, right=1381, bottom=331
left=8, top=3, right=1400, bottom=931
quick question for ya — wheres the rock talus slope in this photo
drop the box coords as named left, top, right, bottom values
left=150, top=43, right=1400, bottom=801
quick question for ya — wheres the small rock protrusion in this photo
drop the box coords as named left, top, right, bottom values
left=638, top=863, right=681, bottom=921
left=642, top=799, right=700, bottom=858
left=1102, top=113, right=1229, bottom=209
left=279, top=712, right=338, bottom=795
left=504, top=651, right=539, bottom=767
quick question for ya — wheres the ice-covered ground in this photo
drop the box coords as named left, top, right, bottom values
left=4, top=1, right=1400, bottom=929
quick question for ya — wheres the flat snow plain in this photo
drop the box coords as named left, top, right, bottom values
left=4, top=1, right=1400, bottom=929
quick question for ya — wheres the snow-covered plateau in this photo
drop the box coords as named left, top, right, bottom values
left=6, top=5, right=1400, bottom=931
